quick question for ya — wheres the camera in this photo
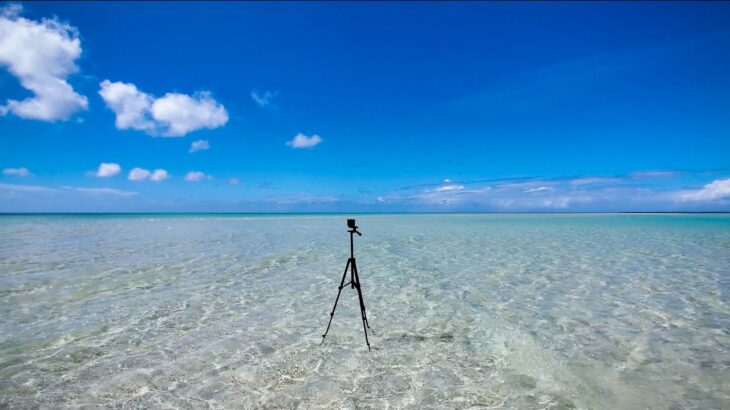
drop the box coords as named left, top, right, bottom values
left=347, top=219, right=357, bottom=229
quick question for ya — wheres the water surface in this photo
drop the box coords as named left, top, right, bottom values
left=1, top=214, right=729, bottom=408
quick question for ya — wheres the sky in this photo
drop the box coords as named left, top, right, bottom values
left=1, top=1, right=729, bottom=212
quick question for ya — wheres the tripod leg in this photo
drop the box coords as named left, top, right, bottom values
left=352, top=261, right=375, bottom=333
left=322, top=259, right=351, bottom=343
left=351, top=261, right=372, bottom=351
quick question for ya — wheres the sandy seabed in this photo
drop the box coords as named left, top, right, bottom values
left=1, top=214, right=729, bottom=408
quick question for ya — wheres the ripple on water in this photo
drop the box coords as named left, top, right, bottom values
left=1, top=214, right=729, bottom=408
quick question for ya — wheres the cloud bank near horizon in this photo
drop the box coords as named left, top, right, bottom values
left=1, top=170, right=729, bottom=212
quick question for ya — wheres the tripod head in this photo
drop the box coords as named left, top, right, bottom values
left=347, top=218, right=362, bottom=236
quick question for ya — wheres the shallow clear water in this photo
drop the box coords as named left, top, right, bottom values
left=1, top=214, right=729, bottom=409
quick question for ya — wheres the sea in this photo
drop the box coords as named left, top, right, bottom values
left=1, top=213, right=729, bottom=408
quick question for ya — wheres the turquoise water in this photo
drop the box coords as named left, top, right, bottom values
left=1, top=214, right=729, bottom=408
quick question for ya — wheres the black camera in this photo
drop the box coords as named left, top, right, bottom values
left=347, top=219, right=357, bottom=229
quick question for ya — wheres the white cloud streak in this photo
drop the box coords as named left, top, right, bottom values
left=3, top=167, right=30, bottom=177
left=435, top=179, right=465, bottom=192
left=268, top=193, right=340, bottom=205
left=379, top=173, right=730, bottom=211
left=569, top=177, right=621, bottom=186
left=629, top=170, right=678, bottom=179
left=0, top=182, right=135, bottom=197
left=0, top=4, right=88, bottom=121
left=0, top=182, right=55, bottom=192
left=525, top=186, right=553, bottom=193
left=286, top=133, right=322, bottom=149
left=62, top=186, right=137, bottom=197
left=251, top=90, right=278, bottom=107
left=99, top=80, right=228, bottom=137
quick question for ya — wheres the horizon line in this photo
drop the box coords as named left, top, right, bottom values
left=2, top=211, right=729, bottom=216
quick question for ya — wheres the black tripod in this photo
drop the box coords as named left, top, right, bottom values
left=321, top=219, right=375, bottom=350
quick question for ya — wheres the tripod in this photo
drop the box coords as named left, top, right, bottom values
left=321, top=220, right=375, bottom=350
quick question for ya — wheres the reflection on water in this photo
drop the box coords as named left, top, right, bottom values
left=1, top=214, right=729, bottom=408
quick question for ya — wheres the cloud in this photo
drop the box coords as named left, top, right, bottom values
left=0, top=182, right=135, bottom=198
left=380, top=173, right=704, bottom=211
left=98, top=80, right=154, bottom=132
left=396, top=181, right=595, bottom=209
left=251, top=90, right=278, bottom=108
left=150, top=169, right=168, bottom=182
left=524, top=186, right=553, bottom=193
left=228, top=177, right=240, bottom=185
left=128, top=167, right=168, bottom=182
left=128, top=167, right=150, bottom=181
left=569, top=177, right=622, bottom=186
left=286, top=133, right=322, bottom=149
left=679, top=178, right=730, bottom=201
left=189, top=139, right=209, bottom=153
left=95, top=162, right=121, bottom=177
left=374, top=172, right=730, bottom=211
left=435, top=179, right=465, bottom=192
left=254, top=182, right=275, bottom=189
left=0, top=4, right=88, bottom=121
left=3, top=167, right=30, bottom=177
left=267, top=193, right=340, bottom=205
left=629, top=170, right=678, bottom=179
left=0, top=182, right=55, bottom=192
left=152, top=92, right=228, bottom=136
left=62, top=186, right=137, bottom=197
left=99, top=80, right=228, bottom=137
left=184, top=171, right=209, bottom=182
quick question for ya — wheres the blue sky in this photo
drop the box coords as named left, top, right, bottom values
left=1, top=1, right=729, bottom=212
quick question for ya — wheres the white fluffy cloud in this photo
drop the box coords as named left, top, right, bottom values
left=128, top=167, right=168, bottom=182
left=99, top=80, right=228, bottom=137
left=0, top=5, right=88, bottom=121
left=152, top=92, right=228, bottom=136
left=96, top=162, right=121, bottom=177
left=189, top=139, right=209, bottom=153
left=98, top=80, right=154, bottom=132
left=150, top=169, right=168, bottom=182
left=680, top=178, right=730, bottom=201
left=228, top=177, right=240, bottom=185
left=184, top=171, right=209, bottom=182
left=286, top=133, right=322, bottom=149
left=128, top=167, right=150, bottom=181
left=3, top=167, right=30, bottom=177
